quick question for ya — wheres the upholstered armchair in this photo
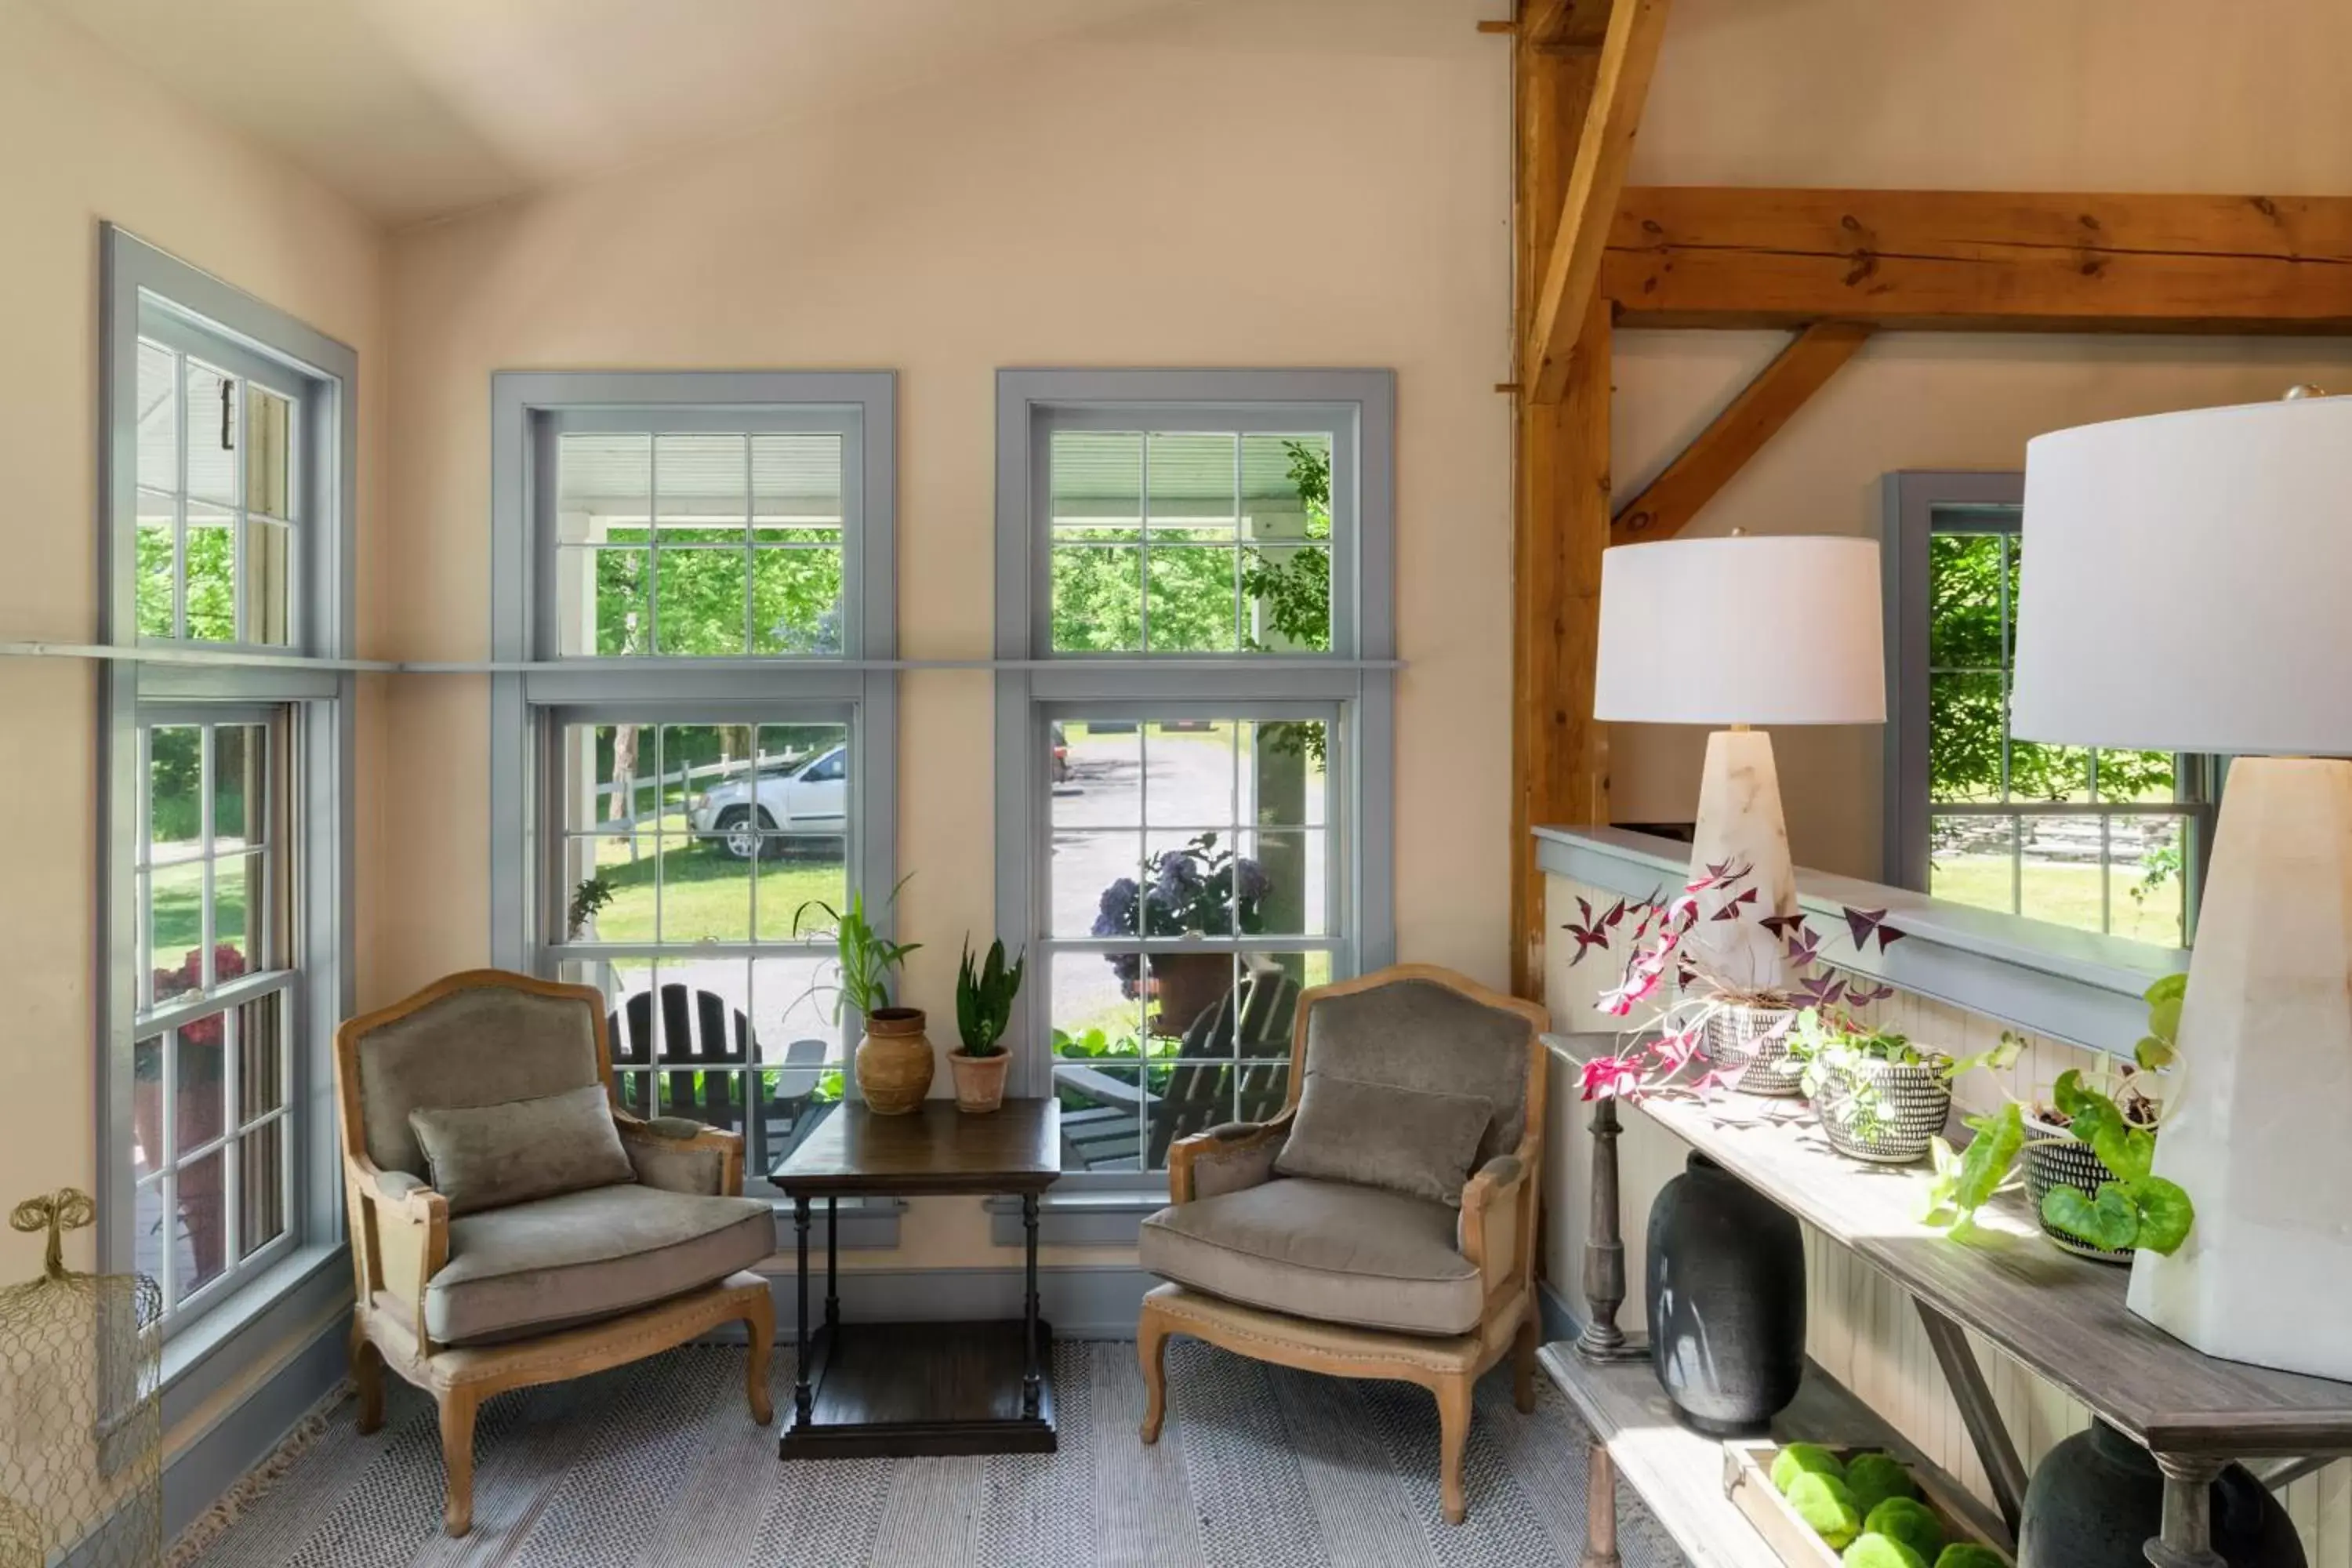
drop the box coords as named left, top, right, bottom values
left=1135, top=964, right=1550, bottom=1525
left=337, top=970, right=776, bottom=1536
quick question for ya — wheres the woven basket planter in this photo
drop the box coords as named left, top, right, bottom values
left=1700, top=1004, right=1805, bottom=1098
left=1816, top=1059, right=1952, bottom=1165
left=2024, top=1117, right=2136, bottom=1265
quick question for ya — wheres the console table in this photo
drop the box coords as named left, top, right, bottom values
left=1543, top=1036, right=2352, bottom=1568
left=772, top=1098, right=1061, bottom=1458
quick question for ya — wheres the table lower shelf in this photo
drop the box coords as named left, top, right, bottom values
left=1538, top=1340, right=2012, bottom=1568
left=780, top=1319, right=1057, bottom=1460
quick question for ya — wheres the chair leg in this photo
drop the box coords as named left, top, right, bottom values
left=1436, top=1373, right=1474, bottom=1526
left=1513, top=1310, right=1540, bottom=1415
left=1138, top=1309, right=1173, bottom=1444
left=437, top=1388, right=478, bottom=1538
left=349, top=1322, right=384, bottom=1436
left=744, top=1290, right=776, bottom=1425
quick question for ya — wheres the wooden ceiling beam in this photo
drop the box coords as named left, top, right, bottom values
left=1522, top=0, right=1671, bottom=403
left=1605, top=187, right=2352, bottom=331
left=1612, top=321, right=1872, bottom=547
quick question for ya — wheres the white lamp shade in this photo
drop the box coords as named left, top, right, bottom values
left=1592, top=536, right=1886, bottom=725
left=2014, top=396, right=2352, bottom=756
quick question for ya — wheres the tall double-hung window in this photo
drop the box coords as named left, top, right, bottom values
left=1882, top=472, right=2212, bottom=946
left=490, top=374, right=896, bottom=1192
left=995, top=371, right=1396, bottom=1178
left=101, top=229, right=358, bottom=1334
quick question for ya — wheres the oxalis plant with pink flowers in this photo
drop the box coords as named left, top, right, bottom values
left=1566, top=858, right=1910, bottom=1103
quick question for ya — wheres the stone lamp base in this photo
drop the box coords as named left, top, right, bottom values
left=1684, top=728, right=1799, bottom=996
left=2128, top=756, right=2352, bottom=1381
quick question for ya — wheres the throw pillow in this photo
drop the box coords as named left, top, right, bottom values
left=408, top=1083, right=634, bottom=1215
left=1273, top=1071, right=1494, bottom=1207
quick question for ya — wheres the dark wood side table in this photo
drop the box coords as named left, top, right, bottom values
left=771, top=1097, right=1061, bottom=1459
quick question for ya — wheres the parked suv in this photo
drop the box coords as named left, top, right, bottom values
left=689, top=744, right=848, bottom=858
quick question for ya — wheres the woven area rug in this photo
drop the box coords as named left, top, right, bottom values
left=180, top=1338, right=1685, bottom=1568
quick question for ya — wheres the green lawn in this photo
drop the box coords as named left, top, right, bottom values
left=1931, top=855, right=2183, bottom=948
left=147, top=858, right=245, bottom=967
left=583, top=821, right=845, bottom=944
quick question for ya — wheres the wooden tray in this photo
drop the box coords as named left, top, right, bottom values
left=1721, top=1439, right=2014, bottom=1566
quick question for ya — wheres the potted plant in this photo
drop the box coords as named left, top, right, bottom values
left=1092, top=832, right=1269, bottom=1036
left=949, top=937, right=1025, bottom=1114
left=795, top=877, right=927, bottom=1115
left=1789, top=1011, right=1959, bottom=1166
left=1566, top=859, right=1904, bottom=1099
left=1925, top=985, right=2196, bottom=1263
left=136, top=945, right=241, bottom=1287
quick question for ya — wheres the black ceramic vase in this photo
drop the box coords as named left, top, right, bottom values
left=1645, top=1152, right=1806, bottom=1436
left=2019, top=1421, right=2306, bottom=1568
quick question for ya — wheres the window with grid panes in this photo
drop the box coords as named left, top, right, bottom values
left=132, top=715, right=296, bottom=1313
left=103, top=228, right=357, bottom=1342
left=499, top=376, right=896, bottom=1193
left=997, top=372, right=1396, bottom=1180
left=1910, top=497, right=2210, bottom=945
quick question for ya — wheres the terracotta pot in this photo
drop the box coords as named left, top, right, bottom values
left=1148, top=951, right=1234, bottom=1038
left=855, top=1008, right=934, bottom=1114
left=947, top=1050, right=1011, bottom=1114
left=132, top=1071, right=227, bottom=1288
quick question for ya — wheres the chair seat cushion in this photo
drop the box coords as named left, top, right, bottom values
left=425, top=1185, right=772, bottom=1345
left=1138, top=1177, right=1482, bottom=1337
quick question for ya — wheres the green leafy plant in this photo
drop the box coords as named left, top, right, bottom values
left=954, top=937, right=1025, bottom=1058
left=793, top=874, right=920, bottom=1020
left=1922, top=997, right=2196, bottom=1255
left=1788, top=1011, right=1985, bottom=1140
left=567, top=875, right=616, bottom=940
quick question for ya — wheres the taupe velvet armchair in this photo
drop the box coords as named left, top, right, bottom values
left=1135, top=963, right=1551, bottom=1525
left=337, top=970, right=775, bottom=1536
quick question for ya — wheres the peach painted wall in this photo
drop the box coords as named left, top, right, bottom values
left=376, top=0, right=1515, bottom=1005
left=1610, top=0, right=2352, bottom=878
left=0, top=0, right=387, bottom=1287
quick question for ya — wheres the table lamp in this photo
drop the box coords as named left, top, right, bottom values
left=1593, top=535, right=1886, bottom=992
left=2014, top=390, right=2352, bottom=1381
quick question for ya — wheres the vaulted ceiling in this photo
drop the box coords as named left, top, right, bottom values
left=35, top=0, right=1215, bottom=224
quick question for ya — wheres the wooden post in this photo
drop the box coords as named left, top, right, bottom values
left=1512, top=5, right=1617, bottom=999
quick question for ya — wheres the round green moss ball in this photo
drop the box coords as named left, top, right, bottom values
left=1772, top=1443, right=1848, bottom=1494
left=1932, top=1547, right=2009, bottom=1568
left=1787, top=1472, right=1864, bottom=1549
left=1844, top=1451, right=1919, bottom=1515
left=1842, top=1534, right=1929, bottom=1568
left=1862, top=1497, right=1945, bottom=1559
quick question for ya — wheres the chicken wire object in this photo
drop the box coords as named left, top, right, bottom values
left=0, top=1189, right=162, bottom=1568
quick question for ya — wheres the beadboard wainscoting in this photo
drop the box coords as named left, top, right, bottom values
left=1537, top=843, right=2352, bottom=1564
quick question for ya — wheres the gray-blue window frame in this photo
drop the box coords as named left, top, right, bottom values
left=1880, top=470, right=2211, bottom=945
left=993, top=368, right=1398, bottom=1189
left=97, top=226, right=359, bottom=1369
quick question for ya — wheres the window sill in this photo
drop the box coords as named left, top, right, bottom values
left=763, top=1195, right=905, bottom=1251
left=159, top=1241, right=349, bottom=1425
left=1534, top=825, right=2187, bottom=1054
left=983, top=1189, right=1168, bottom=1247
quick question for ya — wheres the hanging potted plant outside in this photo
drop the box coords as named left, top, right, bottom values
left=137, top=945, right=243, bottom=1289
left=949, top=938, right=1025, bottom=1114
left=1092, top=833, right=1268, bottom=1037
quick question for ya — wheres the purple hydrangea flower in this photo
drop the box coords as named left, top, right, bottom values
left=1232, top=857, right=1270, bottom=906
left=1092, top=877, right=1140, bottom=938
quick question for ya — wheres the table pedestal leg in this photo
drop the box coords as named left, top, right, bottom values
left=825, top=1196, right=839, bottom=1334
left=1578, top=1096, right=1647, bottom=1364
left=1022, top=1191, right=1041, bottom=1417
left=793, top=1196, right=812, bottom=1424
left=2143, top=1454, right=2228, bottom=1568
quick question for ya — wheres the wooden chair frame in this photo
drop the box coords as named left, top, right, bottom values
left=336, top=968, right=774, bottom=1536
left=1140, top=962, right=1552, bottom=1525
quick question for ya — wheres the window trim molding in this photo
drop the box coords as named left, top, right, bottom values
left=992, top=368, right=1397, bottom=1140
left=487, top=371, right=898, bottom=971
left=98, top=226, right=358, bottom=1349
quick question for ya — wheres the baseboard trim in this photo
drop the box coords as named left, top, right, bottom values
left=1538, top=1279, right=1582, bottom=1345
left=162, top=1312, right=348, bottom=1542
